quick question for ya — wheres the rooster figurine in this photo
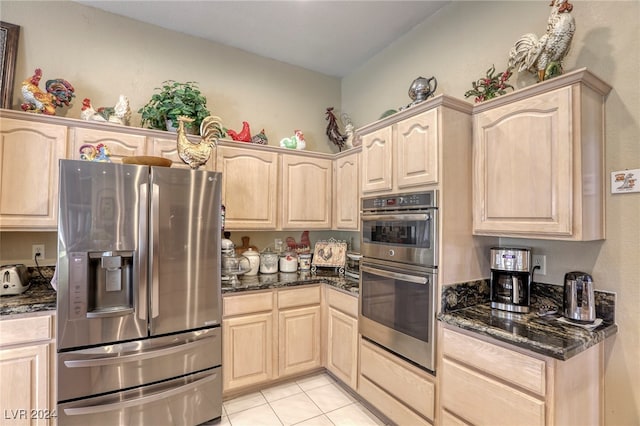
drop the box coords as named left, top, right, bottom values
left=176, top=115, right=224, bottom=169
left=21, top=68, right=75, bottom=115
left=81, top=95, right=132, bottom=125
left=325, top=107, right=347, bottom=152
left=227, top=121, right=252, bottom=142
left=508, top=0, right=576, bottom=82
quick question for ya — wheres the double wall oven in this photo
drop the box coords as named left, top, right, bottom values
left=360, top=191, right=437, bottom=373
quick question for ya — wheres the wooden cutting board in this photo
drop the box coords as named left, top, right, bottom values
left=235, top=236, right=258, bottom=255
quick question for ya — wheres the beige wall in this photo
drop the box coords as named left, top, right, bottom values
left=1, top=1, right=638, bottom=424
left=1, top=1, right=342, bottom=154
left=343, top=1, right=639, bottom=424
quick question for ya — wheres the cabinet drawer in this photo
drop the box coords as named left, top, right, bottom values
left=326, top=287, right=358, bottom=317
left=278, top=286, right=321, bottom=309
left=223, top=291, right=274, bottom=317
left=358, top=376, right=430, bottom=426
left=441, top=410, right=471, bottom=426
left=0, top=314, right=52, bottom=346
left=441, top=358, right=545, bottom=426
left=360, top=339, right=434, bottom=421
left=443, top=328, right=546, bottom=396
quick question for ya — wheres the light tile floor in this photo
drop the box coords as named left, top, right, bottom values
left=217, top=373, right=387, bottom=426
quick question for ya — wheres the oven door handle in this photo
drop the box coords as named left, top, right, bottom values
left=361, top=213, right=431, bottom=222
left=361, top=265, right=429, bottom=285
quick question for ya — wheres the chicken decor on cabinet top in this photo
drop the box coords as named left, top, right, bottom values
left=80, top=95, right=132, bottom=126
left=21, top=68, right=75, bottom=115
left=341, top=112, right=356, bottom=148
left=508, top=0, right=576, bottom=81
left=251, top=129, right=268, bottom=145
left=325, top=107, right=347, bottom=152
left=227, top=121, right=252, bottom=142
left=280, top=130, right=306, bottom=150
left=176, top=115, right=224, bottom=169
left=79, top=143, right=112, bottom=162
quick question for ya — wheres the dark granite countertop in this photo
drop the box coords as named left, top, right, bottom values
left=222, top=270, right=359, bottom=296
left=1, top=278, right=57, bottom=317
left=438, top=303, right=617, bottom=361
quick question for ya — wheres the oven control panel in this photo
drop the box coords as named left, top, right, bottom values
left=362, top=191, right=436, bottom=211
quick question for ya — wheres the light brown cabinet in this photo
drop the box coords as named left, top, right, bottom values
left=472, top=68, right=612, bottom=240
left=0, top=313, right=56, bottom=425
left=280, top=153, right=332, bottom=229
left=440, top=326, right=603, bottom=426
left=360, top=108, right=438, bottom=195
left=217, top=145, right=279, bottom=230
left=70, top=127, right=146, bottom=161
left=0, top=118, right=67, bottom=230
left=324, top=287, right=358, bottom=390
left=333, top=149, right=360, bottom=230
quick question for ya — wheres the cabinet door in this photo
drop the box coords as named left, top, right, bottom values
left=0, top=119, right=67, bottom=229
left=222, top=312, right=274, bottom=392
left=361, top=126, right=393, bottom=194
left=217, top=146, right=278, bottom=229
left=473, top=86, right=573, bottom=237
left=70, top=127, right=146, bottom=162
left=280, top=155, right=332, bottom=229
left=0, top=343, right=50, bottom=425
left=148, top=137, right=215, bottom=170
left=395, top=109, right=439, bottom=189
left=278, top=305, right=321, bottom=377
left=326, top=307, right=358, bottom=389
left=333, top=152, right=360, bottom=230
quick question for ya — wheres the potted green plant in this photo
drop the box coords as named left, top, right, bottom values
left=138, top=80, right=211, bottom=134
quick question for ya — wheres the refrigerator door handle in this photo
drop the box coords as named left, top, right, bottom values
left=63, top=337, right=214, bottom=368
left=150, top=182, right=160, bottom=319
left=62, top=373, right=217, bottom=416
left=138, top=183, right=149, bottom=321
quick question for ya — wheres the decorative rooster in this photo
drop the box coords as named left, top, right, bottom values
left=286, top=231, right=311, bottom=252
left=325, top=107, right=347, bottom=152
left=80, top=95, right=132, bottom=125
left=21, top=68, right=75, bottom=115
left=280, top=130, right=306, bottom=150
left=176, top=115, right=224, bottom=169
left=227, top=121, right=252, bottom=142
left=251, top=129, right=268, bottom=145
left=508, top=0, right=576, bottom=82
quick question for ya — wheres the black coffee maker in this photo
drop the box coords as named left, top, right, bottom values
left=490, top=247, right=531, bottom=313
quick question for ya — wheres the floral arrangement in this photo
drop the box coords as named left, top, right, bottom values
left=464, top=65, right=514, bottom=103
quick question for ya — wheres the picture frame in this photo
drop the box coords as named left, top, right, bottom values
left=1, top=21, right=20, bottom=109
left=311, top=239, right=347, bottom=268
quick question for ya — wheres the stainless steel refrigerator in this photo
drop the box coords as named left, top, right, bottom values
left=56, top=159, right=222, bottom=425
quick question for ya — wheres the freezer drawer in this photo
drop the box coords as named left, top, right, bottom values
left=58, top=367, right=221, bottom=426
left=58, top=327, right=221, bottom=402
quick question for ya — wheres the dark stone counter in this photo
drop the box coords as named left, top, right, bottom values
left=1, top=269, right=57, bottom=317
left=438, top=280, right=618, bottom=361
left=222, top=270, right=359, bottom=296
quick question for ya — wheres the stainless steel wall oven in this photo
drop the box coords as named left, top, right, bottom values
left=359, top=191, right=438, bottom=373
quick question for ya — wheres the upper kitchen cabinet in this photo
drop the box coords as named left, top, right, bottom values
left=280, top=152, right=333, bottom=229
left=217, top=144, right=279, bottom=230
left=70, top=127, right=146, bottom=162
left=0, top=116, right=67, bottom=230
left=359, top=107, right=438, bottom=195
left=333, top=148, right=360, bottom=230
left=148, top=137, right=215, bottom=170
left=472, top=68, right=612, bottom=240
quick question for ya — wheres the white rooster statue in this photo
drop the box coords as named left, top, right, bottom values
left=508, top=0, right=576, bottom=82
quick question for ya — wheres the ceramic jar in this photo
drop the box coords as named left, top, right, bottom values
left=279, top=251, right=298, bottom=273
left=243, top=248, right=260, bottom=276
left=260, top=249, right=279, bottom=274
left=298, top=253, right=312, bottom=271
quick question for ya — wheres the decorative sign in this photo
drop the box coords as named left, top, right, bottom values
left=312, top=238, right=347, bottom=269
left=611, top=169, right=639, bottom=194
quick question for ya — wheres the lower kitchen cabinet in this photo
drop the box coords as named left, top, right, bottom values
left=440, top=326, right=603, bottom=426
left=358, top=338, right=435, bottom=425
left=325, top=287, right=358, bottom=390
left=0, top=313, right=56, bottom=425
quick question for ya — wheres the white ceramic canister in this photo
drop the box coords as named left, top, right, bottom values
left=279, top=251, right=298, bottom=273
left=243, top=248, right=260, bottom=276
left=298, top=253, right=312, bottom=271
left=260, top=249, right=279, bottom=274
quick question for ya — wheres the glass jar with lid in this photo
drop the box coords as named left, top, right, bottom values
left=279, top=250, right=298, bottom=273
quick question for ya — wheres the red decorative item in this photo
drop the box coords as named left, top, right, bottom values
left=227, top=121, right=252, bottom=142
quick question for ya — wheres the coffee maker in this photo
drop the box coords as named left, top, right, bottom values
left=490, top=247, right=531, bottom=313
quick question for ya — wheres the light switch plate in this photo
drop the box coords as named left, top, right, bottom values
left=611, top=168, right=640, bottom=194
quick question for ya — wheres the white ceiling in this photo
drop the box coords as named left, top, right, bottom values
left=76, top=1, right=448, bottom=77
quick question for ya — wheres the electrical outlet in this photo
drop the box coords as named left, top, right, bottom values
left=532, top=254, right=546, bottom=276
left=32, top=244, right=45, bottom=260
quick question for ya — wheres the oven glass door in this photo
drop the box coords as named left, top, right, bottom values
left=359, top=260, right=436, bottom=371
left=361, top=211, right=436, bottom=266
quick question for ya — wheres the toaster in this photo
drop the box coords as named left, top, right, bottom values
left=1, top=264, right=30, bottom=296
